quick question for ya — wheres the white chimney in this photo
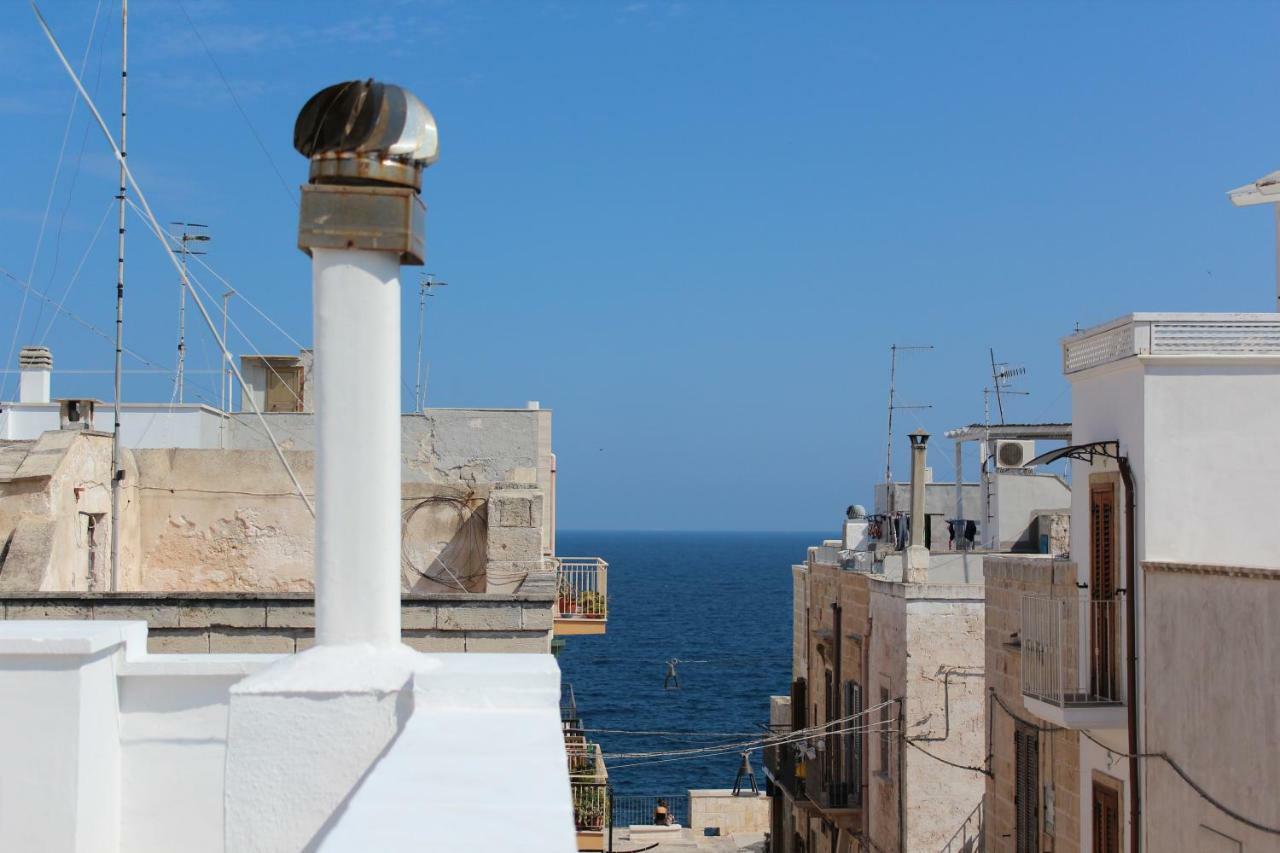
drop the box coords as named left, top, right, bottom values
left=18, top=346, right=52, bottom=404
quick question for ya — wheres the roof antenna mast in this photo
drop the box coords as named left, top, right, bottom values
left=883, top=343, right=933, bottom=484
left=108, top=0, right=127, bottom=592
left=413, top=272, right=447, bottom=413
left=988, top=347, right=1027, bottom=426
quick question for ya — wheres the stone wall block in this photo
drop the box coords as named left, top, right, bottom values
left=438, top=603, right=524, bottom=632
left=463, top=631, right=549, bottom=653
left=401, top=605, right=438, bottom=630
left=209, top=629, right=294, bottom=653
left=521, top=604, right=553, bottom=630
left=5, top=602, right=92, bottom=620
left=92, top=602, right=182, bottom=628
left=490, top=494, right=533, bottom=528
left=197, top=603, right=268, bottom=629
left=147, top=630, right=211, bottom=653
left=265, top=603, right=314, bottom=629
left=486, top=526, right=542, bottom=560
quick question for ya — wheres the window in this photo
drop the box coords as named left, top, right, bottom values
left=878, top=687, right=891, bottom=775
left=265, top=364, right=304, bottom=412
left=81, top=512, right=104, bottom=589
left=1015, top=723, right=1040, bottom=853
left=844, top=681, right=862, bottom=805
left=1092, top=782, right=1121, bottom=853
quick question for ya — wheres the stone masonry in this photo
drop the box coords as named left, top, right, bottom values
left=983, top=555, right=1080, bottom=853
left=0, top=590, right=555, bottom=654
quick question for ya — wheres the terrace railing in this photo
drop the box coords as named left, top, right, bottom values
left=553, top=557, right=608, bottom=621
left=1022, top=595, right=1124, bottom=708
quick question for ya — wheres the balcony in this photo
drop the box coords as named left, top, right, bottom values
left=803, top=746, right=860, bottom=817
left=763, top=728, right=800, bottom=797
left=553, top=557, right=608, bottom=636
left=569, top=743, right=609, bottom=851
left=1021, top=595, right=1126, bottom=729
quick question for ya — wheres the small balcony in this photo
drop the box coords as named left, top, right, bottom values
left=803, top=745, right=861, bottom=817
left=1021, top=595, right=1127, bottom=729
left=569, top=743, right=609, bottom=851
left=553, top=557, right=608, bottom=636
left=763, top=728, right=799, bottom=796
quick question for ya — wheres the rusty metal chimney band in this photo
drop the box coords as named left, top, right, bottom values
left=294, top=80, right=436, bottom=647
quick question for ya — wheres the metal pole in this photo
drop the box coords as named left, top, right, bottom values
left=1274, top=204, right=1279, bottom=311
left=108, top=0, right=127, bottom=592
left=220, top=290, right=232, bottom=411
left=414, top=275, right=426, bottom=412
left=177, top=239, right=186, bottom=403
left=884, top=344, right=897, bottom=485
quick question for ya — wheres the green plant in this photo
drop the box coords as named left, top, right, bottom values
left=578, top=590, right=606, bottom=617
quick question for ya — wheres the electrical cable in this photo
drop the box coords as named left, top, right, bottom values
left=1, top=265, right=172, bottom=374
left=174, top=0, right=298, bottom=209
left=32, top=0, right=315, bottom=517
left=901, top=738, right=992, bottom=778
left=2, top=0, right=105, bottom=402
left=37, top=199, right=115, bottom=344
left=988, top=690, right=1280, bottom=836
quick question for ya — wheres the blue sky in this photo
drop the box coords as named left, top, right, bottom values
left=1, top=1, right=1277, bottom=531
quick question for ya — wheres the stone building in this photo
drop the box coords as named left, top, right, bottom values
left=0, top=346, right=604, bottom=657
left=766, top=425, right=1071, bottom=853
left=982, top=312, right=1280, bottom=853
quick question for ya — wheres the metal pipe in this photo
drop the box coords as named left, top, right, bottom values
left=312, top=248, right=403, bottom=646
left=1118, top=455, right=1141, bottom=853
left=908, top=430, right=929, bottom=549
left=108, top=0, right=126, bottom=592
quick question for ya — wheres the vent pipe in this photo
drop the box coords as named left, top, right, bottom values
left=294, top=80, right=437, bottom=646
left=18, top=346, right=52, bottom=404
left=905, top=429, right=931, bottom=581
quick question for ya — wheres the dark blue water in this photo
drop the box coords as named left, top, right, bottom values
left=556, top=530, right=825, bottom=797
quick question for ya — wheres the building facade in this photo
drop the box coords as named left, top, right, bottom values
left=983, top=313, right=1280, bottom=853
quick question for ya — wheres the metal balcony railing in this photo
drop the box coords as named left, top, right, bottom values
left=1021, top=595, right=1125, bottom=707
left=610, top=794, right=689, bottom=829
left=553, top=557, right=608, bottom=621
left=571, top=780, right=609, bottom=832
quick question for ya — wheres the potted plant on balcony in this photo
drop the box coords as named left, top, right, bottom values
left=578, top=590, right=605, bottom=618
left=557, top=580, right=578, bottom=615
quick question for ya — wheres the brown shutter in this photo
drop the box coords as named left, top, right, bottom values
left=1093, top=783, right=1121, bottom=853
left=1015, top=724, right=1040, bottom=853
left=1090, top=484, right=1117, bottom=598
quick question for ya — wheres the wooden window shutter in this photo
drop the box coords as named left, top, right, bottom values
left=1090, top=484, right=1117, bottom=598
left=845, top=681, right=863, bottom=805
left=1015, top=724, right=1041, bottom=853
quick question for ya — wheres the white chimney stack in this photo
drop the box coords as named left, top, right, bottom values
left=18, top=346, right=52, bottom=404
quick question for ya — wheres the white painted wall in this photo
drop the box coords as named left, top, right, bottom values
left=0, top=404, right=223, bottom=447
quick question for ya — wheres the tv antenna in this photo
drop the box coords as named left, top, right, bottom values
left=988, top=348, right=1027, bottom=425
left=170, top=222, right=210, bottom=404
left=413, top=273, right=448, bottom=413
left=884, top=344, right=933, bottom=483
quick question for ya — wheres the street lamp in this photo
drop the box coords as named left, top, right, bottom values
left=1226, top=170, right=1280, bottom=311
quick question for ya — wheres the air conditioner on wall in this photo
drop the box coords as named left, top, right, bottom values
left=994, top=440, right=1036, bottom=470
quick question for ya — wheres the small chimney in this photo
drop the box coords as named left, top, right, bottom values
left=57, top=398, right=97, bottom=431
left=905, top=429, right=931, bottom=581
left=18, top=346, right=52, bottom=404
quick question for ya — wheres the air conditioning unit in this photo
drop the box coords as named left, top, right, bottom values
left=994, top=440, right=1035, bottom=470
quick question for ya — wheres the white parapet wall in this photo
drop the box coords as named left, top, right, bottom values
left=0, top=620, right=576, bottom=852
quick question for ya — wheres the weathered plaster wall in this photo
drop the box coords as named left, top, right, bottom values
left=866, top=580, right=907, bottom=853
left=990, top=472, right=1070, bottom=551
left=983, top=555, right=1081, bottom=853
left=900, top=585, right=986, bottom=852
left=1142, top=562, right=1280, bottom=853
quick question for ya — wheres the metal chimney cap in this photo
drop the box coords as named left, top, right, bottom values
left=294, top=80, right=438, bottom=190
left=19, top=346, right=52, bottom=369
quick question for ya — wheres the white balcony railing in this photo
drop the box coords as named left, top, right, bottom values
left=1021, top=595, right=1124, bottom=710
left=552, top=557, right=608, bottom=621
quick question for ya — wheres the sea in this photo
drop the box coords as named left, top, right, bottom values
left=556, top=530, right=826, bottom=798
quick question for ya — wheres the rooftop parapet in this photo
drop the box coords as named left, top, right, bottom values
left=1062, top=312, right=1280, bottom=374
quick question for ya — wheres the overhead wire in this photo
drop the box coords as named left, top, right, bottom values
left=988, top=691, right=1279, bottom=836
left=3, top=0, right=106, bottom=402
left=31, top=1, right=314, bottom=518
left=38, top=199, right=116, bottom=343
left=174, top=0, right=298, bottom=209
left=33, top=0, right=111, bottom=339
